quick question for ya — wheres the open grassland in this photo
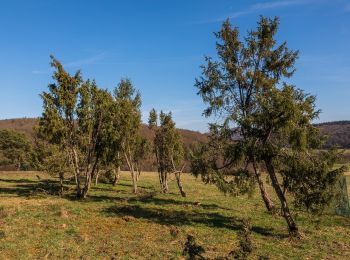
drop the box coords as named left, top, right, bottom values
left=1, top=171, right=350, bottom=259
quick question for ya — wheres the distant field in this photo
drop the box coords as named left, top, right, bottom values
left=1, top=171, right=350, bottom=259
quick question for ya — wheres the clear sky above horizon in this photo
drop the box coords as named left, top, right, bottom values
left=0, top=0, right=349, bottom=132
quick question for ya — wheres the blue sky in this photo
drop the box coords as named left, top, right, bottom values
left=0, top=0, right=349, bottom=132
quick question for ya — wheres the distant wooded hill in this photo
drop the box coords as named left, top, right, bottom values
left=0, top=118, right=208, bottom=171
left=0, top=117, right=208, bottom=150
left=315, top=121, right=350, bottom=149
left=1, top=118, right=350, bottom=149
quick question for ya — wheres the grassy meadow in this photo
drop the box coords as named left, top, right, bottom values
left=0, top=171, right=350, bottom=259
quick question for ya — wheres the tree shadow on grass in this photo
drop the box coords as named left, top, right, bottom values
left=117, top=182, right=153, bottom=190
left=0, top=186, right=33, bottom=197
left=251, top=226, right=288, bottom=238
left=0, top=178, right=38, bottom=184
left=91, top=186, right=121, bottom=192
left=127, top=196, right=232, bottom=210
left=103, top=204, right=286, bottom=237
left=86, top=192, right=231, bottom=211
left=0, top=179, right=64, bottom=197
left=104, top=204, right=241, bottom=229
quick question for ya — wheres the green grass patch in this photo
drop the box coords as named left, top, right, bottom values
left=0, top=171, right=350, bottom=259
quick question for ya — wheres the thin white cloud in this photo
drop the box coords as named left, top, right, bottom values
left=31, top=52, right=108, bottom=74
left=253, top=0, right=311, bottom=10
left=192, top=0, right=320, bottom=24
left=65, top=52, right=107, bottom=68
left=228, top=0, right=318, bottom=19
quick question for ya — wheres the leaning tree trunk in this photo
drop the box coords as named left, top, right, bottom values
left=175, top=171, right=186, bottom=197
left=252, top=161, right=275, bottom=212
left=264, top=159, right=299, bottom=236
left=124, top=152, right=138, bottom=193
left=70, top=147, right=82, bottom=198
left=80, top=170, right=92, bottom=199
left=80, top=169, right=95, bottom=199
left=79, top=154, right=100, bottom=199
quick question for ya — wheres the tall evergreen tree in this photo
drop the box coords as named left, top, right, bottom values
left=149, top=109, right=186, bottom=197
left=112, top=79, right=142, bottom=193
left=38, top=56, right=114, bottom=199
left=192, top=17, right=345, bottom=235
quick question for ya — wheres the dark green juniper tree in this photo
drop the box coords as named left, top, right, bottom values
left=0, top=129, right=32, bottom=170
left=111, top=79, right=142, bottom=193
left=192, top=17, right=346, bottom=235
left=39, top=56, right=114, bottom=199
left=149, top=109, right=186, bottom=197
left=96, top=96, right=122, bottom=187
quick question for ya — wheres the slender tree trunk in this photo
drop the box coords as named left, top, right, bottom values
left=264, top=159, right=299, bottom=236
left=159, top=170, right=166, bottom=193
left=165, top=172, right=169, bottom=193
left=160, top=170, right=164, bottom=192
left=79, top=153, right=100, bottom=199
left=135, top=163, right=139, bottom=182
left=81, top=173, right=91, bottom=199
left=113, top=152, right=121, bottom=186
left=158, top=169, right=163, bottom=191
left=81, top=158, right=93, bottom=199
left=81, top=168, right=95, bottom=199
left=161, top=171, right=168, bottom=193
left=135, top=163, right=141, bottom=181
left=252, top=161, right=275, bottom=212
left=95, top=169, right=100, bottom=186
left=112, top=167, right=121, bottom=186
left=71, top=147, right=82, bottom=198
left=59, top=173, right=64, bottom=196
left=175, top=172, right=186, bottom=197
left=132, top=170, right=137, bottom=193
left=124, top=152, right=138, bottom=193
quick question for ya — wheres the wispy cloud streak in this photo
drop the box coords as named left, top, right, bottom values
left=65, top=52, right=107, bottom=68
left=228, top=0, right=318, bottom=19
left=190, top=0, right=323, bottom=24
left=31, top=52, right=108, bottom=75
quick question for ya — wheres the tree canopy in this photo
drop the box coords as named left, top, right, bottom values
left=192, top=16, right=346, bottom=235
left=38, top=56, right=114, bottom=198
left=149, top=109, right=186, bottom=196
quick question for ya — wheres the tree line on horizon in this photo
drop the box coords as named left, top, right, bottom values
left=0, top=16, right=348, bottom=237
